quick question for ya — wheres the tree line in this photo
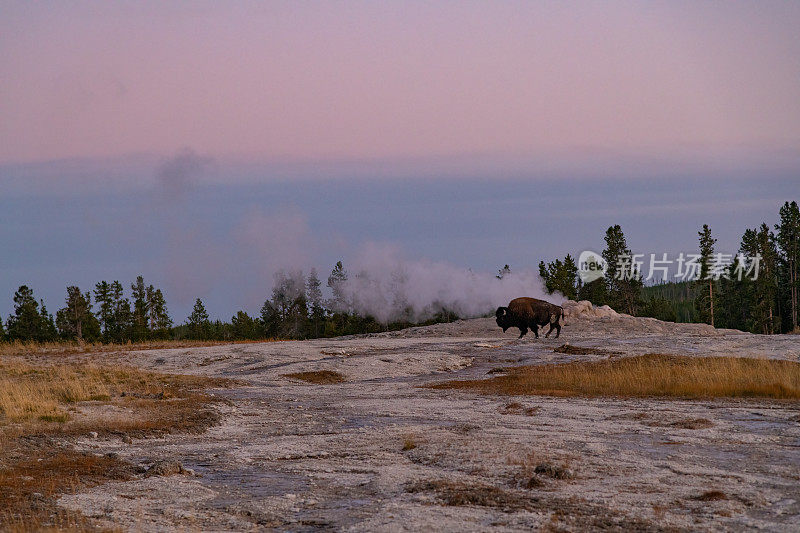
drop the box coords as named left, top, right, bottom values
left=0, top=276, right=172, bottom=343
left=538, top=200, right=800, bottom=334
left=0, top=264, right=458, bottom=344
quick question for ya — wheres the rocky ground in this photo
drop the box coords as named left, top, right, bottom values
left=58, top=311, right=800, bottom=531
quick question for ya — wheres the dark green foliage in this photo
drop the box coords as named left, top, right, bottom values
left=6, top=286, right=51, bottom=341
left=131, top=275, right=149, bottom=341
left=641, top=281, right=698, bottom=323
left=146, top=286, right=172, bottom=339
left=639, top=295, right=678, bottom=322
left=602, top=225, right=643, bottom=314
left=271, top=270, right=309, bottom=338
left=39, top=300, right=59, bottom=341
left=187, top=298, right=211, bottom=340
left=539, top=255, right=579, bottom=300
left=93, top=281, right=114, bottom=341
left=695, top=224, right=718, bottom=326
left=740, top=224, right=780, bottom=334
left=230, top=311, right=260, bottom=340
left=577, top=278, right=608, bottom=306
left=55, top=286, right=98, bottom=341
left=776, top=201, right=800, bottom=332
left=716, top=258, right=747, bottom=330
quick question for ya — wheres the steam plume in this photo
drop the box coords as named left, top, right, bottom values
left=330, top=243, right=555, bottom=323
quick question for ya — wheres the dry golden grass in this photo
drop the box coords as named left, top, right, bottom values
left=0, top=443, right=139, bottom=530
left=0, top=360, right=228, bottom=422
left=433, top=354, right=800, bottom=399
left=284, top=370, right=346, bottom=384
left=0, top=359, right=233, bottom=530
left=0, top=338, right=281, bottom=358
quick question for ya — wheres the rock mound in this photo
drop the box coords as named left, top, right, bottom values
left=562, top=300, right=619, bottom=319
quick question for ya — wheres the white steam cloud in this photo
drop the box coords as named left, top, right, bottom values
left=328, top=243, right=556, bottom=323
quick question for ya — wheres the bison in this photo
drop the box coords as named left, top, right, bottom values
left=496, top=297, right=564, bottom=339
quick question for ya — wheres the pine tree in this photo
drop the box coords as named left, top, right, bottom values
left=6, top=286, right=47, bottom=341
left=696, top=224, right=718, bottom=327
left=260, top=299, right=280, bottom=338
left=109, top=281, right=130, bottom=342
left=539, top=255, right=579, bottom=300
left=39, top=299, right=58, bottom=341
left=272, top=270, right=308, bottom=338
left=740, top=225, right=780, bottom=334
left=146, top=287, right=172, bottom=338
left=94, top=281, right=114, bottom=340
left=717, top=257, right=748, bottom=331
left=230, top=311, right=259, bottom=340
left=776, top=201, right=800, bottom=332
left=114, top=297, right=134, bottom=343
left=327, top=261, right=349, bottom=313
left=131, top=276, right=149, bottom=341
left=187, top=298, right=211, bottom=340
left=56, top=287, right=89, bottom=340
left=602, top=225, right=643, bottom=314
left=577, top=278, right=608, bottom=305
left=306, top=269, right=325, bottom=337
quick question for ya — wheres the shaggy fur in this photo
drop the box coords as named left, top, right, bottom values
left=496, top=297, right=564, bottom=339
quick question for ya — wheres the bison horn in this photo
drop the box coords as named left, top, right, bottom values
left=495, top=307, right=507, bottom=317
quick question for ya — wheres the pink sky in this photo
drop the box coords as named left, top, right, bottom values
left=2, top=1, right=799, bottom=165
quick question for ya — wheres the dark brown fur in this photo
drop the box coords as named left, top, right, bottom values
left=496, top=297, right=564, bottom=339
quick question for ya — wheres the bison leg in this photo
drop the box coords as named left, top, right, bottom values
left=517, top=326, right=528, bottom=338
left=545, top=323, right=554, bottom=338
left=532, top=325, right=539, bottom=339
left=554, top=323, right=561, bottom=338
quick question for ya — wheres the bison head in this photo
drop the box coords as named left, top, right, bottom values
left=495, top=306, right=510, bottom=332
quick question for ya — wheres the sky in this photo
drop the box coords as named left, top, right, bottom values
left=1, top=1, right=799, bottom=320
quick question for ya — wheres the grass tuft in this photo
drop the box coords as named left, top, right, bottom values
left=433, top=354, right=800, bottom=399
left=693, top=490, right=728, bottom=501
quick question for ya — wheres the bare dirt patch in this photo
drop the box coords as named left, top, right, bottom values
left=283, top=370, right=346, bottom=384
left=553, top=343, right=622, bottom=357
left=405, top=479, right=536, bottom=512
